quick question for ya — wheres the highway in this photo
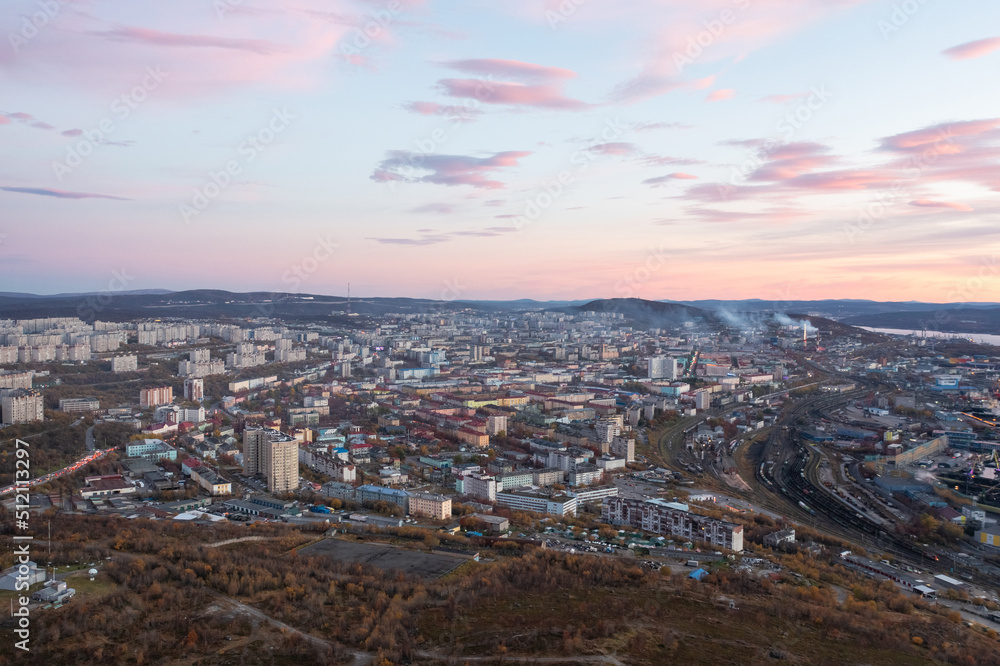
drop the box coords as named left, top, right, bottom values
left=0, top=447, right=112, bottom=497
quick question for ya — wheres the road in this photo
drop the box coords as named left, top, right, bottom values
left=0, top=447, right=111, bottom=496
left=85, top=425, right=95, bottom=452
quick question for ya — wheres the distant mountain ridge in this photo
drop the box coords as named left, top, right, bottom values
left=0, top=289, right=997, bottom=330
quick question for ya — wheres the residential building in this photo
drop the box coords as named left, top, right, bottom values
left=602, top=497, right=743, bottom=552
left=110, top=354, right=138, bottom=373
left=357, top=484, right=410, bottom=511
left=486, top=414, right=508, bottom=435
left=139, top=386, right=173, bottom=408
left=409, top=492, right=452, bottom=520
left=458, top=473, right=497, bottom=502
left=243, top=427, right=300, bottom=494
left=1, top=388, right=44, bottom=424
left=184, top=378, right=204, bottom=401
left=610, top=435, right=635, bottom=462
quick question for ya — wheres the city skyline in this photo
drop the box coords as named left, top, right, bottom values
left=2, top=0, right=1000, bottom=303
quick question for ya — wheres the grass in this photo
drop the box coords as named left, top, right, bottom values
left=62, top=571, right=115, bottom=599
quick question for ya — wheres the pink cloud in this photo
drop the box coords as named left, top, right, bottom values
left=609, top=1, right=873, bottom=103
left=0, top=186, right=129, bottom=200
left=89, top=27, right=283, bottom=55
left=411, top=203, right=455, bottom=214
left=644, top=173, right=697, bottom=186
left=706, top=89, right=735, bottom=102
left=631, top=121, right=693, bottom=132
left=880, top=119, right=1000, bottom=152
left=61, top=129, right=83, bottom=136
left=441, top=58, right=576, bottom=82
left=0, top=4, right=359, bottom=97
left=909, top=199, right=974, bottom=212
left=400, top=101, right=482, bottom=121
left=435, top=58, right=589, bottom=110
left=437, top=79, right=589, bottom=110
left=942, top=37, right=1000, bottom=60
left=371, top=150, right=532, bottom=189
left=588, top=142, right=639, bottom=156
left=0, top=116, right=8, bottom=125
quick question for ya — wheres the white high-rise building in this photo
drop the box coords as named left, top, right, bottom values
left=648, top=356, right=679, bottom=379
left=1, top=389, right=44, bottom=424
left=111, top=355, right=138, bottom=373
left=184, top=378, right=204, bottom=401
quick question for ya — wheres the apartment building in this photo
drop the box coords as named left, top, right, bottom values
left=409, top=492, right=452, bottom=520
left=139, top=386, right=173, bottom=408
left=243, top=427, right=299, bottom=494
left=1, top=389, right=44, bottom=424
left=602, top=497, right=743, bottom=552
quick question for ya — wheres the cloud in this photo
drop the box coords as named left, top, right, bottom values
left=608, top=1, right=869, bottom=103
left=400, top=101, right=482, bottom=121
left=909, top=199, right=974, bottom=212
left=371, top=150, right=532, bottom=189
left=369, top=224, right=516, bottom=246
left=942, top=37, right=1000, bottom=60
left=1, top=4, right=359, bottom=97
left=2, top=112, right=56, bottom=131
left=588, top=142, right=639, bottom=156
left=89, top=27, right=284, bottom=55
left=637, top=153, right=702, bottom=167
left=643, top=173, right=698, bottom=186
left=879, top=118, right=1000, bottom=152
left=61, top=129, right=83, bottom=137
left=706, top=89, right=735, bottom=102
left=0, top=186, right=130, bottom=200
left=441, top=58, right=576, bottom=82
left=411, top=203, right=455, bottom=214
left=369, top=235, right=449, bottom=246
left=631, top=121, right=693, bottom=132
left=484, top=199, right=505, bottom=207
left=434, top=58, right=589, bottom=110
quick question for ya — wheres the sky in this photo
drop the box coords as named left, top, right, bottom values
left=1, top=0, right=999, bottom=304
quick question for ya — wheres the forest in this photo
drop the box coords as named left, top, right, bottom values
left=2, top=508, right=1000, bottom=665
